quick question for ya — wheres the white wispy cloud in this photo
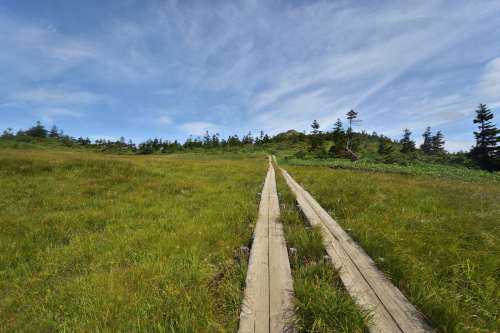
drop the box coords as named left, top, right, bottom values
left=11, top=88, right=106, bottom=106
left=37, top=108, right=82, bottom=123
left=179, top=122, right=220, bottom=136
left=158, top=115, right=173, bottom=125
left=1, top=1, right=499, bottom=150
left=478, top=57, right=500, bottom=100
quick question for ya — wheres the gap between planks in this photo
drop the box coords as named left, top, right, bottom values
left=238, top=156, right=294, bottom=333
left=277, top=158, right=433, bottom=333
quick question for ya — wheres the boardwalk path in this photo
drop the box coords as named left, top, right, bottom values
left=279, top=162, right=433, bottom=333
left=238, top=157, right=294, bottom=333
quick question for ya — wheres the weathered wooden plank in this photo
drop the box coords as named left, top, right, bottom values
left=239, top=157, right=294, bottom=333
left=280, top=167, right=433, bottom=333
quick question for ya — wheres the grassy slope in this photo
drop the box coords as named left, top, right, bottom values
left=275, top=167, right=368, bottom=333
left=283, top=164, right=499, bottom=333
left=0, top=149, right=267, bottom=332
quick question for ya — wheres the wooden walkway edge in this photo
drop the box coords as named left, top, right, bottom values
left=239, top=157, right=294, bottom=333
left=279, top=165, right=433, bottom=333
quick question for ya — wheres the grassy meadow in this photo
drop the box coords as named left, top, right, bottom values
left=0, top=149, right=267, bottom=332
left=282, top=163, right=500, bottom=333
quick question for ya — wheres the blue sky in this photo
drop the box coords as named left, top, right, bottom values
left=1, top=0, right=499, bottom=151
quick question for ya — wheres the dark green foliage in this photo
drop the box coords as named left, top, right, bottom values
left=311, top=120, right=320, bottom=135
left=431, top=131, right=445, bottom=154
left=48, top=125, right=59, bottom=138
left=1, top=128, right=14, bottom=139
left=25, top=121, right=48, bottom=138
left=346, top=110, right=358, bottom=149
left=328, top=119, right=348, bottom=158
left=400, top=129, right=415, bottom=153
left=242, top=132, right=254, bottom=144
left=471, top=104, right=499, bottom=171
left=420, top=127, right=433, bottom=154
left=310, top=120, right=322, bottom=152
left=377, top=137, right=395, bottom=163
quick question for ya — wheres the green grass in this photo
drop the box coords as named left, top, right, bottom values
left=282, top=164, right=500, bottom=333
left=0, top=149, right=267, bottom=332
left=283, top=158, right=500, bottom=183
left=275, top=168, right=368, bottom=333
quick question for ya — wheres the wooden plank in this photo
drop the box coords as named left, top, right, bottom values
left=239, top=157, right=294, bottom=333
left=279, top=166, right=433, bottom=333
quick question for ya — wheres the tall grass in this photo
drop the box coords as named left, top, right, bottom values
left=284, top=165, right=500, bottom=333
left=275, top=169, right=368, bottom=332
left=0, top=149, right=267, bottom=332
left=283, top=158, right=500, bottom=183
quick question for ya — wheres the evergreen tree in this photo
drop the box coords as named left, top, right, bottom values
left=48, top=125, right=59, bottom=138
left=400, top=129, right=415, bottom=153
left=211, top=133, right=220, bottom=147
left=1, top=128, right=14, bottom=138
left=471, top=103, right=499, bottom=171
left=378, top=137, right=393, bottom=155
left=242, top=132, right=254, bottom=145
left=203, top=131, right=211, bottom=146
left=309, top=120, right=322, bottom=151
left=332, top=118, right=344, bottom=137
left=329, top=118, right=347, bottom=157
left=345, top=110, right=360, bottom=160
left=346, top=110, right=358, bottom=148
left=25, top=121, right=48, bottom=138
left=420, top=127, right=433, bottom=154
left=310, top=120, right=320, bottom=135
left=431, top=131, right=445, bottom=154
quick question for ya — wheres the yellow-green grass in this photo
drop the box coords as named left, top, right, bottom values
left=283, top=164, right=500, bottom=333
left=0, top=149, right=267, bottom=332
left=275, top=169, right=368, bottom=332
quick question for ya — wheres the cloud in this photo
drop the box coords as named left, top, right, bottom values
left=11, top=88, right=106, bottom=106
left=37, top=108, right=82, bottom=123
left=1, top=1, right=500, bottom=150
left=158, top=115, right=173, bottom=125
left=179, top=122, right=220, bottom=136
left=478, top=57, right=500, bottom=99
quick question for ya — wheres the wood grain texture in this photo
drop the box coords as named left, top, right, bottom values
left=239, top=157, right=294, bottom=333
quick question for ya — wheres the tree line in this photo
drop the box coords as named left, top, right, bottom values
left=300, top=103, right=498, bottom=170
left=1, top=103, right=498, bottom=170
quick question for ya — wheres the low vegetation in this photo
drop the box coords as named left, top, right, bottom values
left=283, top=164, right=500, bottom=332
left=0, top=149, right=267, bottom=332
left=283, top=157, right=500, bottom=183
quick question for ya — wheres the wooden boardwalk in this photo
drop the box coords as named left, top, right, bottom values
left=280, top=166, right=434, bottom=333
left=238, top=157, right=294, bottom=333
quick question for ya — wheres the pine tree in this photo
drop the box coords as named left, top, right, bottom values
left=345, top=110, right=360, bottom=160
left=471, top=103, right=499, bottom=171
left=420, top=127, right=433, bottom=154
left=329, top=118, right=346, bottom=157
left=400, top=129, right=415, bottom=153
left=377, top=136, right=395, bottom=163
left=310, top=120, right=320, bottom=135
left=48, top=125, right=59, bottom=138
left=309, top=120, right=322, bottom=151
left=332, top=118, right=343, bottom=135
left=378, top=137, right=393, bottom=155
left=1, top=128, right=14, bottom=138
left=242, top=132, right=253, bottom=144
left=25, top=121, right=48, bottom=138
left=203, top=131, right=211, bottom=146
left=431, top=131, right=445, bottom=154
